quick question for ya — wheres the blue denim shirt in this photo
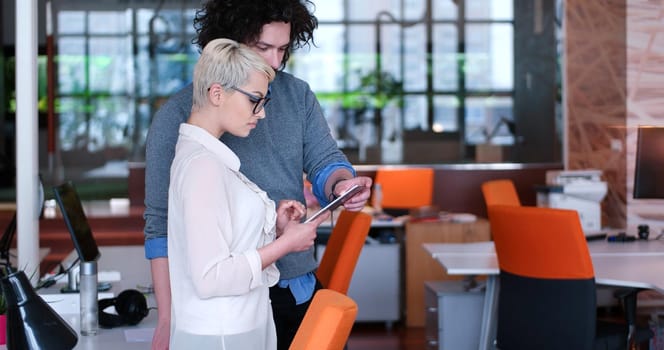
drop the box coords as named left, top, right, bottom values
left=277, top=272, right=317, bottom=305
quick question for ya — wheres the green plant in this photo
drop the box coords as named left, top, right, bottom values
left=0, top=266, right=8, bottom=315
left=340, top=69, right=404, bottom=112
left=356, top=69, right=404, bottom=110
left=0, top=290, right=5, bottom=315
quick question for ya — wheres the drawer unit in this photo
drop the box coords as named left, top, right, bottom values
left=424, top=281, right=484, bottom=350
left=406, top=219, right=490, bottom=327
left=316, top=242, right=400, bottom=324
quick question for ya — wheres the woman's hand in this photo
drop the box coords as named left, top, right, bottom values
left=258, top=210, right=330, bottom=268
left=279, top=210, right=330, bottom=252
left=275, top=200, right=306, bottom=236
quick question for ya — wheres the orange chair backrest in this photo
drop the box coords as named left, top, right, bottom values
left=374, top=168, right=434, bottom=209
left=487, top=205, right=594, bottom=279
left=481, top=179, right=521, bottom=206
left=316, top=210, right=372, bottom=294
left=289, top=289, right=358, bottom=350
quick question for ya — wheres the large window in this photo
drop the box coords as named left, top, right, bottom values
left=53, top=0, right=515, bottom=169
left=1, top=0, right=540, bottom=198
left=53, top=3, right=199, bottom=180
left=289, top=0, right=515, bottom=164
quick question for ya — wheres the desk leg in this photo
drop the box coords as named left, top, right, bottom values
left=479, top=275, right=498, bottom=350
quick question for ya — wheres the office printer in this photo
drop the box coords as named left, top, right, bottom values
left=536, top=170, right=607, bottom=233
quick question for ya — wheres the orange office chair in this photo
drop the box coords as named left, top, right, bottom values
left=373, top=168, right=434, bottom=211
left=289, top=289, right=358, bottom=350
left=481, top=179, right=521, bottom=207
left=316, top=210, right=372, bottom=294
left=487, top=205, right=651, bottom=350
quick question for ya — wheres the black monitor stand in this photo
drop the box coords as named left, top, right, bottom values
left=60, top=261, right=81, bottom=293
left=59, top=260, right=112, bottom=293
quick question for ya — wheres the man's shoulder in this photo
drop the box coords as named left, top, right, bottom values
left=272, top=71, right=310, bottom=92
left=152, top=84, right=193, bottom=126
left=159, top=84, right=193, bottom=110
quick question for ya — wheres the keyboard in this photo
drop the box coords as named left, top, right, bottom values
left=585, top=233, right=607, bottom=241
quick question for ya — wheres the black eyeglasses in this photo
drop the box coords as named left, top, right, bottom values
left=231, top=87, right=270, bottom=114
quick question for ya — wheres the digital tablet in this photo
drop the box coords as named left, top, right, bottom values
left=304, top=184, right=363, bottom=223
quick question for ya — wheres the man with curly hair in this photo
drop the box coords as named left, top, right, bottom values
left=143, top=1, right=372, bottom=349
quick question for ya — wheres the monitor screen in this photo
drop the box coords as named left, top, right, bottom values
left=633, top=126, right=664, bottom=199
left=53, top=182, right=100, bottom=262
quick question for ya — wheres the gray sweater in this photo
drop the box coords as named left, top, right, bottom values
left=144, top=71, right=350, bottom=279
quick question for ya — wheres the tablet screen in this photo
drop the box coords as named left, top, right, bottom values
left=305, top=184, right=362, bottom=223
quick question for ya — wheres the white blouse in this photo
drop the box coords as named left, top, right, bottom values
left=167, top=123, right=280, bottom=349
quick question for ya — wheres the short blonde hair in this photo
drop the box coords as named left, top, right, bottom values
left=192, top=38, right=275, bottom=109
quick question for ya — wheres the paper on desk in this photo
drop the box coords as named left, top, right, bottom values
left=98, top=270, right=122, bottom=282
left=124, top=328, right=155, bottom=342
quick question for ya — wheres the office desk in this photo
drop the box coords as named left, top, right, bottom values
left=405, top=218, right=491, bottom=327
left=316, top=216, right=405, bottom=325
left=27, top=246, right=156, bottom=350
left=423, top=240, right=664, bottom=350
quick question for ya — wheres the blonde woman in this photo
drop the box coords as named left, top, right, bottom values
left=167, top=38, right=329, bottom=349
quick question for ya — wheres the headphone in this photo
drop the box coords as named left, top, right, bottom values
left=98, top=289, right=149, bottom=328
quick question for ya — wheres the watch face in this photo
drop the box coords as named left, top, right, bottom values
left=53, top=182, right=101, bottom=262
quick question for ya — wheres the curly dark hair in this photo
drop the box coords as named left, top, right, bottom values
left=193, top=0, right=318, bottom=70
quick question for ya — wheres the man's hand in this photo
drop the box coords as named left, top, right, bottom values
left=151, top=318, right=170, bottom=350
left=150, top=258, right=171, bottom=350
left=333, top=176, right=372, bottom=212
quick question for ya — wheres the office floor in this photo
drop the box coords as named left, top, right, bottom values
left=348, top=323, right=425, bottom=350
left=349, top=317, right=658, bottom=350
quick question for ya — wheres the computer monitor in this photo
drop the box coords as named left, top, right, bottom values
left=52, top=182, right=100, bottom=262
left=633, top=126, right=664, bottom=199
